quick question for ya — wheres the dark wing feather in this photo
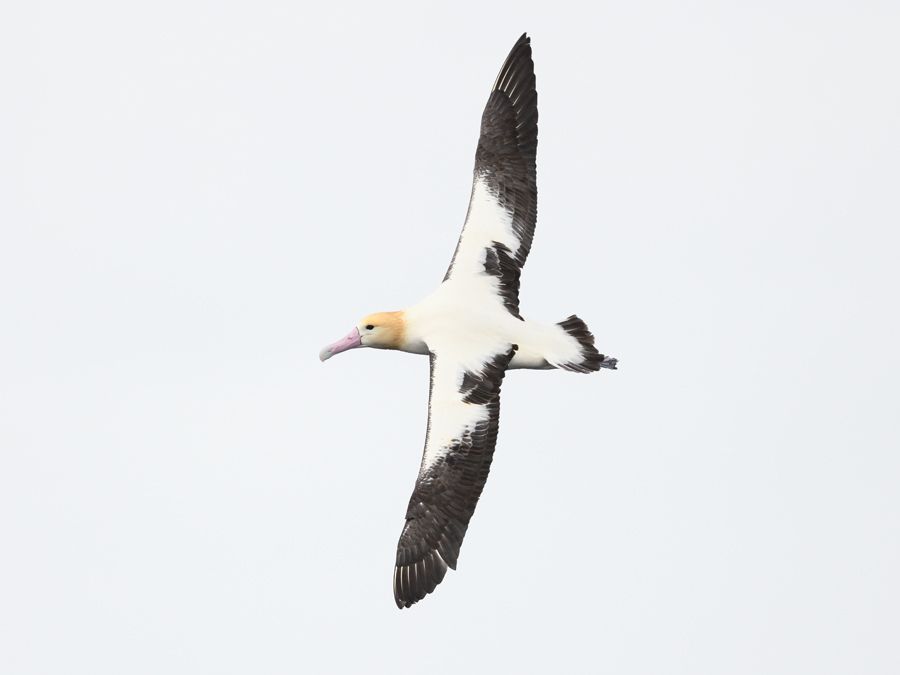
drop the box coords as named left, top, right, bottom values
left=444, top=33, right=539, bottom=318
left=393, top=346, right=516, bottom=608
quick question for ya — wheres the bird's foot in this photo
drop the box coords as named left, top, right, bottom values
left=597, top=355, right=618, bottom=370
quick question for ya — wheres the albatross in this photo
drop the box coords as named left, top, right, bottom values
left=320, top=33, right=618, bottom=608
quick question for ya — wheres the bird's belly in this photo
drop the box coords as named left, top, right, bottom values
left=408, top=287, right=563, bottom=369
left=506, top=318, right=567, bottom=369
left=508, top=350, right=552, bottom=370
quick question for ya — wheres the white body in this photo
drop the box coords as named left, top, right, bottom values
left=404, top=276, right=583, bottom=370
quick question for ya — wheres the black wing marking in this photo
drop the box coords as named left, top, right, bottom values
left=444, top=33, right=538, bottom=319
left=393, top=345, right=517, bottom=608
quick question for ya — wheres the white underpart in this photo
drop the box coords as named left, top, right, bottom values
left=408, top=290, right=582, bottom=475
left=413, top=314, right=583, bottom=474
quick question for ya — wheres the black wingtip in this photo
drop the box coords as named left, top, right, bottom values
left=393, top=550, right=450, bottom=609
left=493, top=34, right=533, bottom=89
left=486, top=32, right=538, bottom=163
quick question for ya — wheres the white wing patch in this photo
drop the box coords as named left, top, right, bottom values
left=419, top=336, right=511, bottom=473
left=449, top=177, right=519, bottom=278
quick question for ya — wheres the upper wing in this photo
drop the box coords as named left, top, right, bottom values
left=393, top=343, right=517, bottom=608
left=443, top=33, right=538, bottom=318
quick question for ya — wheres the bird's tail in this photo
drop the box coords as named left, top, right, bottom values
left=555, top=315, right=618, bottom=373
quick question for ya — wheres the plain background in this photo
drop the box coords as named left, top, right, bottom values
left=2, top=1, right=899, bottom=673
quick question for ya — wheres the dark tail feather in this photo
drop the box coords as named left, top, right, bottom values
left=556, top=315, right=618, bottom=373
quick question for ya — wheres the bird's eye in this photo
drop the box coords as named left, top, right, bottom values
left=365, top=324, right=374, bottom=330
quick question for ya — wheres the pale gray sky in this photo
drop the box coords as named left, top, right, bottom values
left=2, top=1, right=899, bottom=673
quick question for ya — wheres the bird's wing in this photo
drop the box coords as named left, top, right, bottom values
left=394, top=341, right=517, bottom=608
left=443, top=33, right=538, bottom=319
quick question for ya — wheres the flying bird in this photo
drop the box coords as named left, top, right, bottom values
left=320, top=33, right=618, bottom=608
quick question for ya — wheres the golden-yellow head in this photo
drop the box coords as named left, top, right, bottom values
left=319, top=311, right=406, bottom=361
left=358, top=311, right=406, bottom=350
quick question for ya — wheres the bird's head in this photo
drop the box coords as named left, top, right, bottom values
left=319, top=311, right=406, bottom=361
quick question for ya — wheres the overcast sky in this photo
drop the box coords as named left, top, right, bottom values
left=2, top=1, right=899, bottom=673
